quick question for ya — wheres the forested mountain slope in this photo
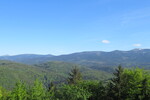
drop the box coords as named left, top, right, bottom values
left=0, top=60, right=111, bottom=89
left=0, top=60, right=47, bottom=89
left=35, top=61, right=111, bottom=81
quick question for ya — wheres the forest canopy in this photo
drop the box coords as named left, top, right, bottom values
left=0, top=66, right=150, bottom=100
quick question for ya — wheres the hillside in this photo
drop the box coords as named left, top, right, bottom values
left=0, top=60, right=111, bottom=89
left=35, top=61, right=111, bottom=81
left=0, top=60, right=48, bottom=89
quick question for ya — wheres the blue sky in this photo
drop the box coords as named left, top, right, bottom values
left=0, top=0, right=150, bottom=55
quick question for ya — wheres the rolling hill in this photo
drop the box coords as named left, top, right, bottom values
left=0, top=60, right=47, bottom=89
left=0, top=60, right=111, bottom=89
left=35, top=61, right=111, bottom=81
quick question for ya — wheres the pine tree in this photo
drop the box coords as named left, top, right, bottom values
left=67, top=66, right=82, bottom=84
left=110, top=65, right=125, bottom=100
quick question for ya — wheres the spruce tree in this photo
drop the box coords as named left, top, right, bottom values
left=67, top=66, right=82, bottom=84
left=110, top=65, right=125, bottom=100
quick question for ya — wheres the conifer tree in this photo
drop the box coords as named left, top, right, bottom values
left=110, top=65, right=125, bottom=100
left=67, top=66, right=82, bottom=84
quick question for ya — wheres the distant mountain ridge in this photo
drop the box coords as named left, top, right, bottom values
left=1, top=49, right=150, bottom=69
left=0, top=54, right=54, bottom=64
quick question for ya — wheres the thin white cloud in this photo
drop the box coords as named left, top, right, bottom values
left=102, top=40, right=110, bottom=44
left=133, top=44, right=142, bottom=47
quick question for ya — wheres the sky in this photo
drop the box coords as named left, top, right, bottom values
left=0, top=0, right=150, bottom=55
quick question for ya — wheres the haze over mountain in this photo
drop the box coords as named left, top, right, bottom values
left=1, top=49, right=150, bottom=70
left=0, top=54, right=54, bottom=64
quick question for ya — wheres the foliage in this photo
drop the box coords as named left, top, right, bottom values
left=0, top=65, right=150, bottom=100
left=106, top=66, right=150, bottom=100
left=122, top=68, right=150, bottom=99
left=10, top=81, right=27, bottom=100
left=109, top=65, right=126, bottom=100
left=77, top=81, right=106, bottom=100
left=0, top=60, right=48, bottom=89
left=29, top=79, right=45, bottom=100
left=0, top=88, right=2, bottom=99
left=57, top=84, right=91, bottom=100
left=36, top=61, right=112, bottom=82
left=45, top=82, right=56, bottom=100
left=67, top=66, right=82, bottom=84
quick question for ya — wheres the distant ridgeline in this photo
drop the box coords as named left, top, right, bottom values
left=1, top=49, right=150, bottom=70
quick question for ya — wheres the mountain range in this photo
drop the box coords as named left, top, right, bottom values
left=1, top=49, right=150, bottom=69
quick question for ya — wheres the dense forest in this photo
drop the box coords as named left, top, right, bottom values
left=0, top=60, right=111, bottom=89
left=0, top=66, right=150, bottom=100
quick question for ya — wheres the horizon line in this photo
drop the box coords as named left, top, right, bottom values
left=0, top=48, right=149, bottom=56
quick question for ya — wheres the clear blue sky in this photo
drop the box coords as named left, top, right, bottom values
left=0, top=0, right=150, bottom=55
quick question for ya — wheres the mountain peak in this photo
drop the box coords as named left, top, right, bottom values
left=132, top=48, right=143, bottom=51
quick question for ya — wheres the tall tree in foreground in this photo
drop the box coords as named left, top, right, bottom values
left=67, top=66, right=82, bottom=84
left=108, top=65, right=126, bottom=100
